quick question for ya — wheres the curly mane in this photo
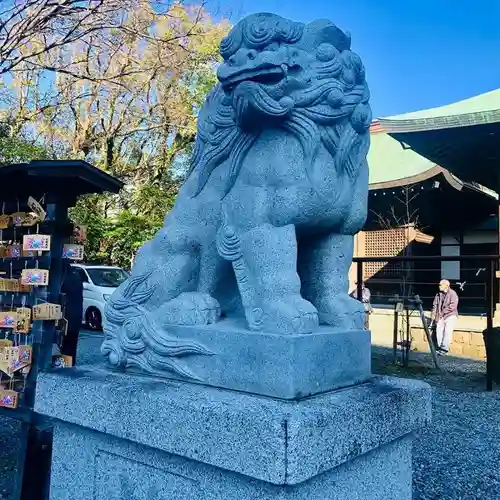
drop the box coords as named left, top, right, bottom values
left=186, top=41, right=371, bottom=199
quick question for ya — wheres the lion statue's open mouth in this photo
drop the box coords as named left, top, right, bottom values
left=221, top=65, right=288, bottom=93
left=219, top=61, right=298, bottom=126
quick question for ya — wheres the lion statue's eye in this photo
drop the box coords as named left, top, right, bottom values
left=316, top=43, right=338, bottom=62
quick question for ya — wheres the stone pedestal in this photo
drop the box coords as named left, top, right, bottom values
left=35, top=367, right=431, bottom=500
left=121, top=320, right=372, bottom=399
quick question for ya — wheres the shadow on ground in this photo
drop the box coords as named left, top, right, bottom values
left=0, top=335, right=498, bottom=499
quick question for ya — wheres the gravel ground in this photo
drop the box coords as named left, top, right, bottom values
left=0, top=334, right=499, bottom=499
left=0, top=417, right=20, bottom=499
left=373, top=346, right=500, bottom=500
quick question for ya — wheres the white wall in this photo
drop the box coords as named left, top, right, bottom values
left=441, top=234, right=460, bottom=280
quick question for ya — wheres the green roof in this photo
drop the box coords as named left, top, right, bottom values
left=368, top=129, right=435, bottom=186
left=379, top=89, right=500, bottom=133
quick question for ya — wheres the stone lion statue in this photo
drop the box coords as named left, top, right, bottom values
left=102, top=13, right=371, bottom=377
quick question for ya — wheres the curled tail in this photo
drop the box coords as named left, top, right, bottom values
left=101, top=272, right=213, bottom=381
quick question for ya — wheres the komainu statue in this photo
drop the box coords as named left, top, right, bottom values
left=102, top=13, right=372, bottom=378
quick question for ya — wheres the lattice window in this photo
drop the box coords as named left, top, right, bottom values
left=363, top=228, right=412, bottom=280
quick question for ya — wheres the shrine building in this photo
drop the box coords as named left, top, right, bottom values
left=354, top=89, right=500, bottom=314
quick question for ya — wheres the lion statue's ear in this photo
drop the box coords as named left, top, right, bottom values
left=300, top=20, right=351, bottom=52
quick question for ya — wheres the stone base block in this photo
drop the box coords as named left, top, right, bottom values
left=120, top=318, right=372, bottom=399
left=35, top=368, right=431, bottom=500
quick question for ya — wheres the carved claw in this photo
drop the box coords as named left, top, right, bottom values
left=153, top=292, right=221, bottom=327
left=316, top=294, right=364, bottom=330
left=254, top=295, right=319, bottom=334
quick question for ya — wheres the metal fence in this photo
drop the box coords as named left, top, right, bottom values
left=353, top=255, right=499, bottom=391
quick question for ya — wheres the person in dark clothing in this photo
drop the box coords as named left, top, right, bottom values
left=350, top=282, right=373, bottom=330
left=60, top=261, right=83, bottom=365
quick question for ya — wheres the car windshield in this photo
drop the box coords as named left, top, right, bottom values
left=86, top=268, right=129, bottom=288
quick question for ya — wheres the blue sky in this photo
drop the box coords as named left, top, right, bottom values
left=214, top=0, right=500, bottom=118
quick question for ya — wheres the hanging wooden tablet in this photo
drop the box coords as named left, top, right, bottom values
left=0, top=348, right=15, bottom=375
left=0, top=278, right=16, bottom=292
left=0, top=246, right=7, bottom=258
left=73, top=225, right=87, bottom=243
left=0, top=339, right=13, bottom=349
left=21, top=212, right=39, bottom=227
left=7, top=244, right=21, bottom=258
left=0, top=312, right=17, bottom=329
left=11, top=212, right=26, bottom=227
left=23, top=234, right=51, bottom=252
left=52, top=354, right=73, bottom=369
left=33, top=303, right=62, bottom=320
left=0, top=345, right=32, bottom=376
left=5, top=279, right=20, bottom=293
left=18, top=279, right=33, bottom=293
left=27, top=197, right=46, bottom=222
left=62, top=244, right=84, bottom=260
left=15, top=307, right=31, bottom=333
left=22, top=248, right=37, bottom=257
left=21, top=268, right=49, bottom=286
left=17, top=345, right=32, bottom=364
left=0, top=390, right=18, bottom=409
left=0, top=215, right=9, bottom=229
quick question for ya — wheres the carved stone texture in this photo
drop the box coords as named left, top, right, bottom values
left=119, top=319, right=371, bottom=399
left=35, top=369, right=431, bottom=500
left=102, top=13, right=372, bottom=378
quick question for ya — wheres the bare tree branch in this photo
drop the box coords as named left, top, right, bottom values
left=0, top=0, right=216, bottom=80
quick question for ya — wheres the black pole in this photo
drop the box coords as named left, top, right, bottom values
left=497, top=202, right=500, bottom=312
left=415, top=295, right=440, bottom=370
left=486, top=260, right=495, bottom=391
left=392, top=307, right=399, bottom=364
left=393, top=299, right=399, bottom=365
left=356, top=260, right=363, bottom=301
left=20, top=201, right=68, bottom=500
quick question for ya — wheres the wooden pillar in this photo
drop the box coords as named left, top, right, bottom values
left=349, top=231, right=366, bottom=293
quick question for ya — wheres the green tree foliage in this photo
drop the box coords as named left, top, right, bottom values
left=100, top=210, right=159, bottom=269
left=1, top=2, right=230, bottom=267
left=69, top=194, right=110, bottom=263
left=0, top=136, right=50, bottom=165
left=0, top=123, right=51, bottom=164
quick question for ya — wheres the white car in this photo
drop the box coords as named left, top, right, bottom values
left=71, top=264, right=129, bottom=330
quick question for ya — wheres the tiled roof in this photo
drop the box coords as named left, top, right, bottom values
left=378, top=89, right=500, bottom=133
left=368, top=122, right=435, bottom=186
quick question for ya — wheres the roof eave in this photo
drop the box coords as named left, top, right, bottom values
left=27, top=160, right=124, bottom=193
left=369, top=166, right=498, bottom=201
left=379, top=109, right=500, bottom=134
left=369, top=165, right=446, bottom=190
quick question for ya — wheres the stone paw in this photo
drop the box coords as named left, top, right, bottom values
left=315, top=294, right=364, bottom=330
left=154, top=292, right=221, bottom=326
left=257, top=294, right=319, bottom=334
